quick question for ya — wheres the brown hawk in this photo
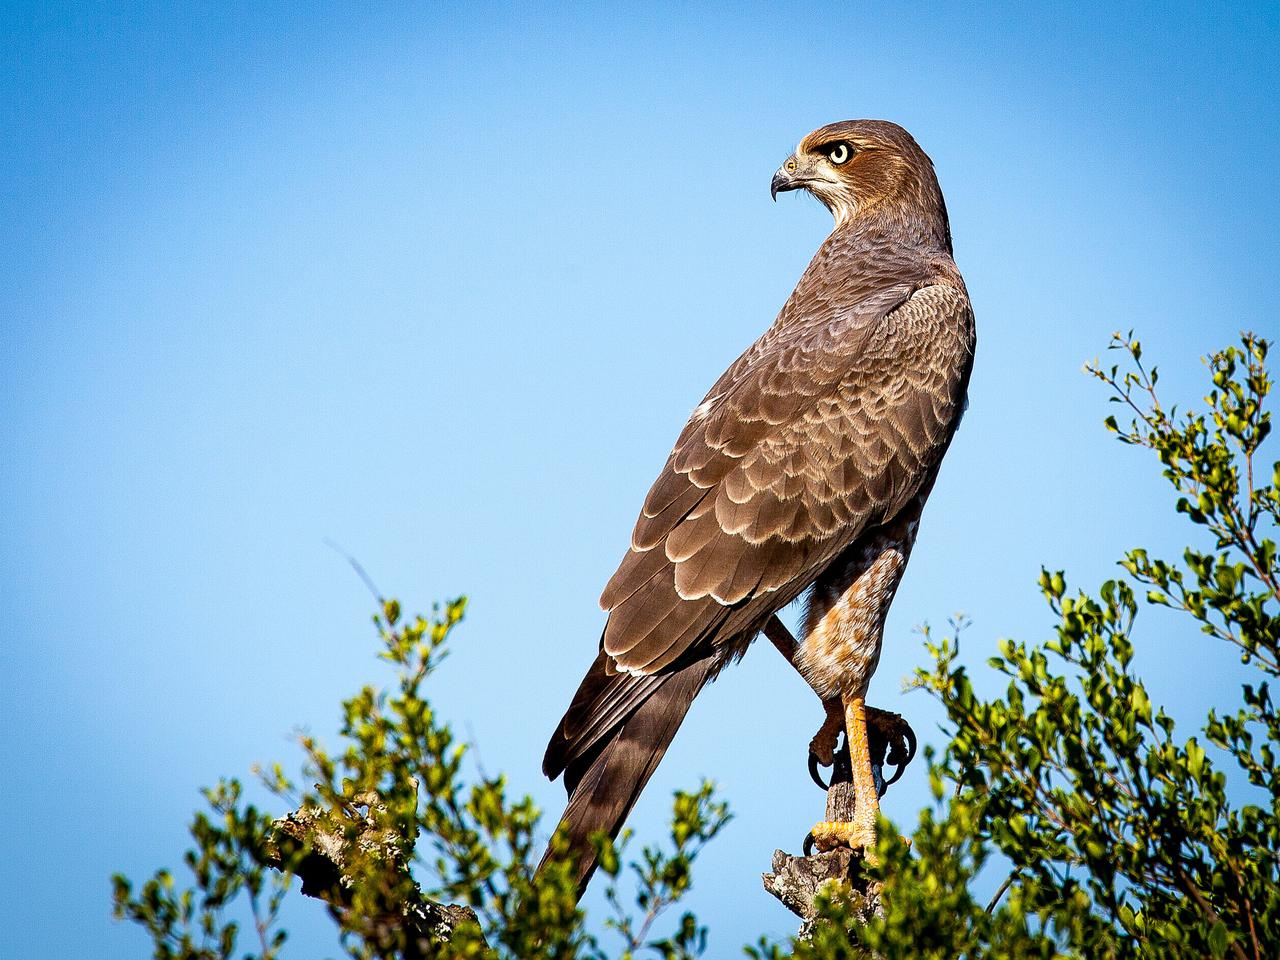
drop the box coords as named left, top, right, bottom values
left=540, top=119, right=975, bottom=893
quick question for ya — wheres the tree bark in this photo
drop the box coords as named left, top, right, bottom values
left=761, top=745, right=883, bottom=939
left=266, top=801, right=484, bottom=956
left=761, top=847, right=882, bottom=940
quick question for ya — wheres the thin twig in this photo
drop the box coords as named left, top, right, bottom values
left=985, top=871, right=1016, bottom=913
left=323, top=538, right=384, bottom=601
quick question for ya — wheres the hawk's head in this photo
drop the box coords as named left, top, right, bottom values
left=771, top=120, right=947, bottom=241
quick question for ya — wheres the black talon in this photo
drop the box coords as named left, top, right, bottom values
left=803, top=831, right=816, bottom=857
left=865, top=708, right=919, bottom=795
left=883, top=719, right=917, bottom=788
left=809, top=730, right=850, bottom=791
left=808, top=750, right=830, bottom=790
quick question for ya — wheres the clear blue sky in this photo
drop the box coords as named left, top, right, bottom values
left=3, top=2, right=1277, bottom=955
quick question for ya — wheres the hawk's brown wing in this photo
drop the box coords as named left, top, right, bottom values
left=545, top=280, right=974, bottom=780
left=600, top=282, right=974, bottom=672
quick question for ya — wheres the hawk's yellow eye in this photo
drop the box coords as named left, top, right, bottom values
left=826, top=142, right=852, bottom=165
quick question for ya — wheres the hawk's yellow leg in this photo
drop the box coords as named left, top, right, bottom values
left=809, top=695, right=881, bottom=859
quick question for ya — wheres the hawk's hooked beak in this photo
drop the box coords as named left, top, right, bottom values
left=771, top=160, right=801, bottom=201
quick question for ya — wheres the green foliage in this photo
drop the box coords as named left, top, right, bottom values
left=116, top=332, right=1278, bottom=959
left=112, top=780, right=294, bottom=960
left=113, top=598, right=728, bottom=959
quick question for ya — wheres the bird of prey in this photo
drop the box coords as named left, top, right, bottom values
left=541, top=119, right=975, bottom=893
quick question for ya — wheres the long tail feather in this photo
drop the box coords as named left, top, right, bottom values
left=537, top=656, right=711, bottom=896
